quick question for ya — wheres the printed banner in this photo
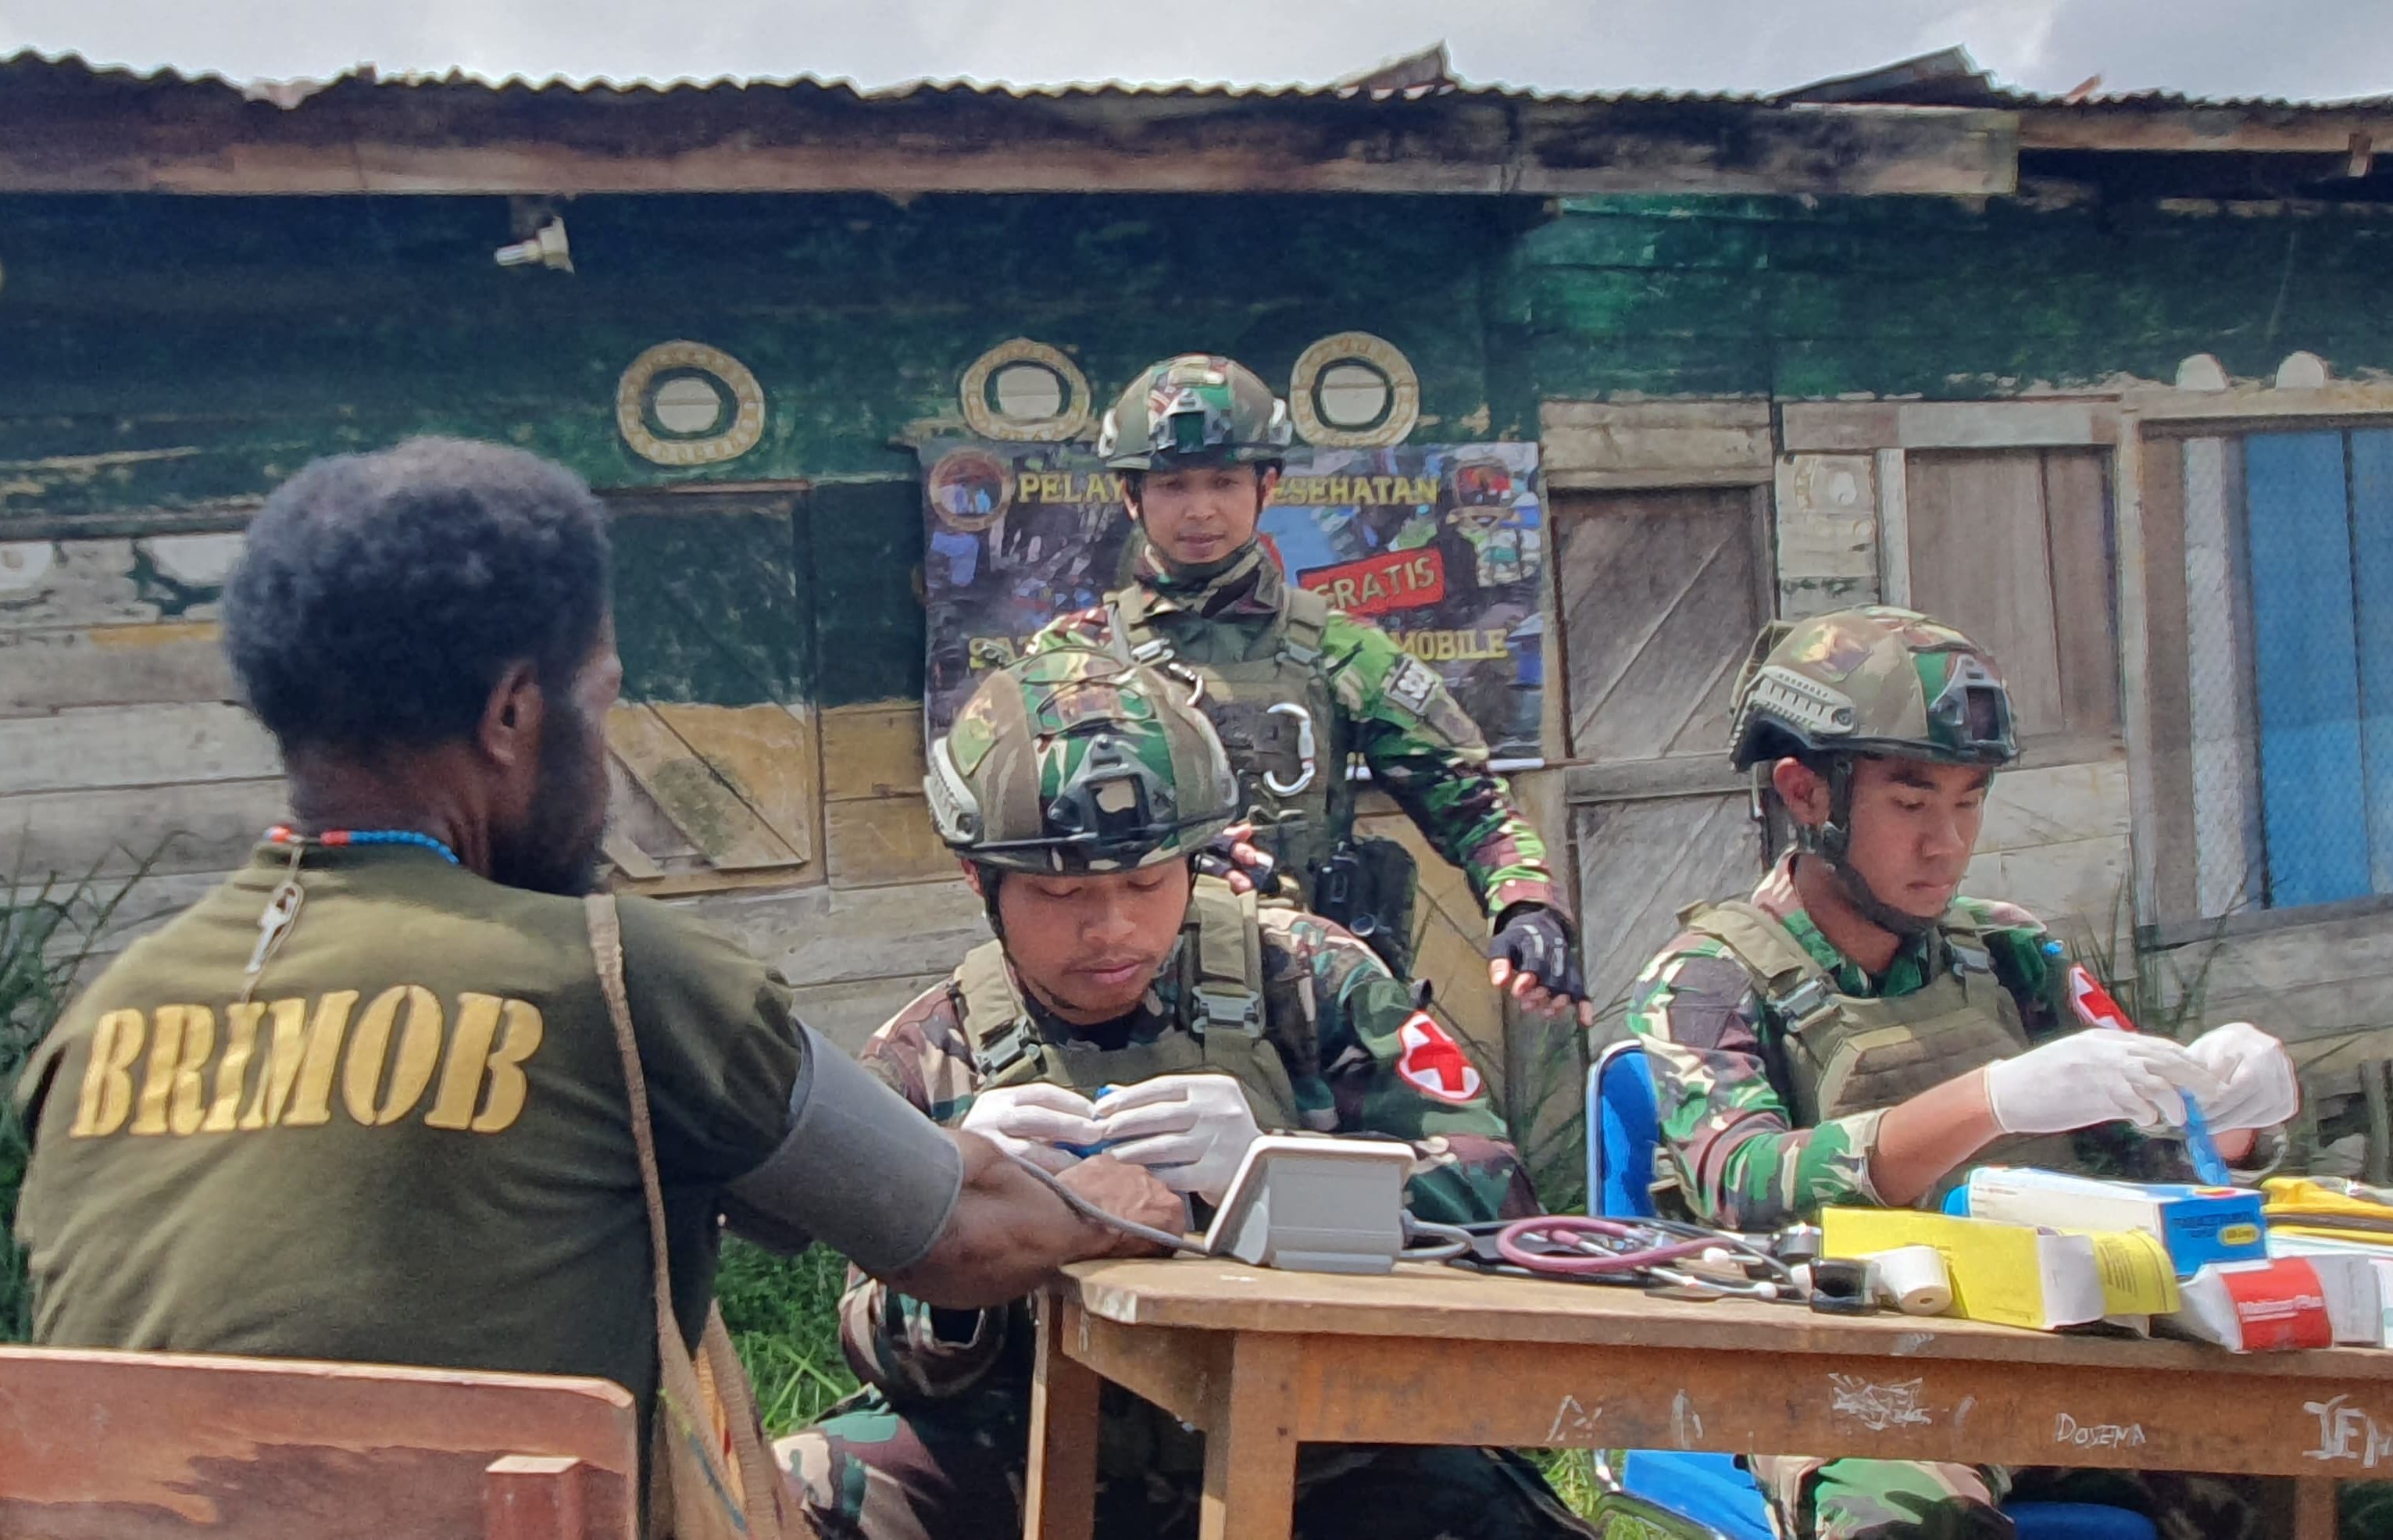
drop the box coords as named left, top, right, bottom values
left=920, top=440, right=1547, bottom=762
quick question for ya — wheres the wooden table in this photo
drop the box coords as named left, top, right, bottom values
left=1024, top=1258, right=2393, bottom=1540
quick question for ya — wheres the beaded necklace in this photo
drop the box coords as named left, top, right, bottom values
left=240, top=826, right=464, bottom=1003
left=263, top=824, right=462, bottom=866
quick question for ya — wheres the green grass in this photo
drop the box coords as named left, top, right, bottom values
left=716, top=1238, right=860, bottom=1435
left=1532, top=1447, right=1605, bottom=1517
left=1, top=860, right=153, bottom=1343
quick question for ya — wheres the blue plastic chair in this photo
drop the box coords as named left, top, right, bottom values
left=1581, top=1039, right=2158, bottom=1540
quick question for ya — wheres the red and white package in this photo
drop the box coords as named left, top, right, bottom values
left=2162, top=1256, right=2378, bottom=1352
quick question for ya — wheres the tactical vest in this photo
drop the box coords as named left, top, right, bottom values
left=1109, top=580, right=1348, bottom=884
left=1677, top=899, right=2080, bottom=1205
left=952, top=877, right=1308, bottom=1133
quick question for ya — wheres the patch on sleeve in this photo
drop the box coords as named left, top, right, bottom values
left=1384, top=655, right=1442, bottom=719
left=1395, top=1012, right=1484, bottom=1104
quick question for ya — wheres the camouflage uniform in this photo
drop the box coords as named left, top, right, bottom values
left=1032, top=546, right=1558, bottom=927
left=1030, top=354, right=1565, bottom=952
left=1630, top=856, right=2198, bottom=1235
left=1620, top=607, right=2270, bottom=1540
left=784, top=902, right=1587, bottom=1540
left=781, top=644, right=1588, bottom=1540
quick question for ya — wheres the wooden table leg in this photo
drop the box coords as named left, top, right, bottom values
left=1199, top=1333, right=1299, bottom=1540
left=2294, top=1477, right=2338, bottom=1540
left=1025, top=1288, right=1100, bottom=1540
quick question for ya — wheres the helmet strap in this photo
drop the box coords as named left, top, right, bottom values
left=1150, top=538, right=1266, bottom=598
left=1800, top=758, right=1938, bottom=940
left=972, top=863, right=1007, bottom=941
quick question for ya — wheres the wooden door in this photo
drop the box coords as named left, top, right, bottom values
left=1553, top=485, right=1774, bottom=1046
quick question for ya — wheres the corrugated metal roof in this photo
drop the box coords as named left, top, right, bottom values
left=13, top=41, right=2390, bottom=115
left=2013, top=88, right=2393, bottom=111
left=0, top=45, right=1764, bottom=110
left=1782, top=45, right=2393, bottom=113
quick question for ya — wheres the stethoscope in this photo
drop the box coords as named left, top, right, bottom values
left=1487, top=1216, right=1806, bottom=1302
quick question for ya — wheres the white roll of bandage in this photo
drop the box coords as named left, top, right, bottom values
left=1861, top=1245, right=1953, bottom=1316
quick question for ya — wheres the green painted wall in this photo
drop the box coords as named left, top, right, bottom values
left=0, top=192, right=1523, bottom=709
left=1512, top=193, right=2393, bottom=401
left=9, top=188, right=2393, bottom=710
left=0, top=192, right=1521, bottom=513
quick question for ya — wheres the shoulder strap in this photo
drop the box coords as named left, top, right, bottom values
left=1675, top=899, right=1843, bottom=1033
left=1186, top=877, right=1264, bottom=1037
left=1278, top=584, right=1330, bottom=665
left=956, top=938, right=1039, bottom=1077
left=1109, top=588, right=1175, bottom=666
left=584, top=895, right=783, bottom=1540
left=1935, top=902, right=1997, bottom=976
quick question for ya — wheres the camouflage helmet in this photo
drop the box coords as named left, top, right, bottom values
left=1096, top=354, right=1295, bottom=472
left=1729, top=606, right=2019, bottom=771
left=926, top=646, right=1240, bottom=874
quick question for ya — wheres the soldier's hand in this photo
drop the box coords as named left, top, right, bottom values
left=1095, top=1074, right=1263, bottom=1203
left=959, top=1084, right=1105, bottom=1174
left=1056, top=1155, right=1190, bottom=1256
left=1193, top=822, right=1279, bottom=896
left=1488, top=904, right=1595, bottom=1029
left=1983, top=1029, right=2227, bottom=1135
left=2182, top=1021, right=2300, bottom=1131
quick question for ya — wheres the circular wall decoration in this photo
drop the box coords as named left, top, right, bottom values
left=959, top=339, right=1093, bottom=442
left=616, top=341, right=767, bottom=467
left=1289, top=331, right=1420, bottom=448
left=927, top=447, right=1014, bottom=534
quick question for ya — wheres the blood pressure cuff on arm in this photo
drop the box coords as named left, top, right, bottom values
left=723, top=1024, right=963, bottom=1275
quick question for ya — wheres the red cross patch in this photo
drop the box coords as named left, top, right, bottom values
left=1395, top=1013, right=1483, bottom=1104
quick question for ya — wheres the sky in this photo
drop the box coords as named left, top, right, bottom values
left=4, top=0, right=2390, bottom=101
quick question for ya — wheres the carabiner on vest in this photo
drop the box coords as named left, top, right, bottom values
left=1263, top=701, right=1317, bottom=796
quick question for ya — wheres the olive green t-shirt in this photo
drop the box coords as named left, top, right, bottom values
left=13, top=843, right=804, bottom=1417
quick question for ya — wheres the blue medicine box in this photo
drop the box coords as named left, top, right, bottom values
left=1942, top=1167, right=2268, bottom=1277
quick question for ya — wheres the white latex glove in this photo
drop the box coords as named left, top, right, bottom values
left=1982, top=1029, right=2229, bottom=1136
left=2183, top=1021, right=2301, bottom=1132
left=1093, top=1074, right=1262, bottom=1203
left=959, top=1083, right=1105, bottom=1174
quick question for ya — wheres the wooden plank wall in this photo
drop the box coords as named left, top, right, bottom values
left=0, top=534, right=282, bottom=955
left=763, top=698, right=981, bottom=1050
left=0, top=523, right=971, bottom=1055
left=1962, top=749, right=2135, bottom=956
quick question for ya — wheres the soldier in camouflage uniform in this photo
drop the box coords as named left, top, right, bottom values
left=1029, top=353, right=1590, bottom=1024
left=777, top=646, right=1590, bottom=1540
left=1613, top=606, right=2303, bottom=1540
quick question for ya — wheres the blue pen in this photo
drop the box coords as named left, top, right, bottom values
left=2059, top=954, right=2234, bottom=1184
left=2179, top=1105, right=2234, bottom=1187
left=1062, top=1084, right=1125, bottom=1159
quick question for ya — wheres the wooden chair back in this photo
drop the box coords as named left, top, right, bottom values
left=0, top=1345, right=640, bottom=1540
